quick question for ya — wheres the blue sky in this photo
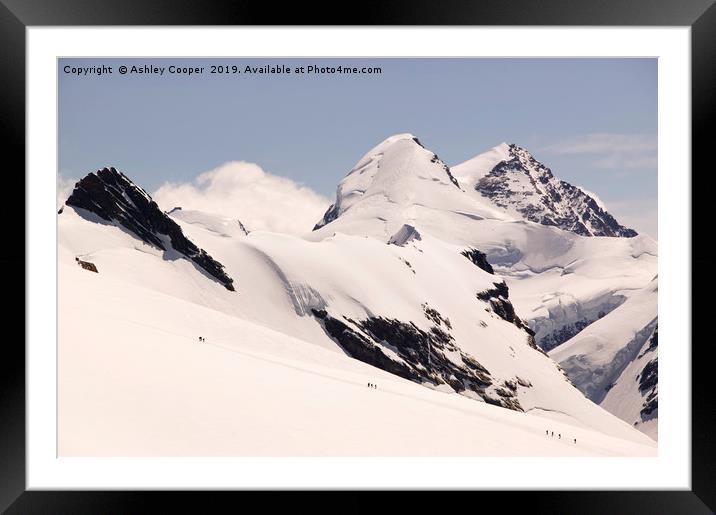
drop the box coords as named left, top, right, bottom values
left=59, top=58, right=657, bottom=236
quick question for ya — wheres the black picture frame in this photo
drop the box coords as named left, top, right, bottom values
left=2, top=1, right=714, bottom=512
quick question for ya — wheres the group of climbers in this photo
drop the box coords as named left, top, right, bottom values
left=546, top=429, right=576, bottom=444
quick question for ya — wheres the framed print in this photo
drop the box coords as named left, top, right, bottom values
left=3, top=0, right=715, bottom=512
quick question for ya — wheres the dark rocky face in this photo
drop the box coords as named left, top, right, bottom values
left=637, top=326, right=658, bottom=420
left=461, top=248, right=494, bottom=275
left=313, top=202, right=341, bottom=231
left=311, top=307, right=526, bottom=410
left=475, top=144, right=638, bottom=238
left=429, top=153, right=461, bottom=189
left=311, top=281, right=538, bottom=412
left=65, top=167, right=235, bottom=291
left=476, top=281, right=538, bottom=349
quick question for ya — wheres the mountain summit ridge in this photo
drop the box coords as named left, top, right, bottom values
left=315, top=135, right=637, bottom=239
left=313, top=134, right=462, bottom=231
left=470, top=143, right=637, bottom=237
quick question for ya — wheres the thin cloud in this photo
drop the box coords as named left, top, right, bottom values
left=543, top=133, right=657, bottom=170
left=152, top=161, right=331, bottom=236
left=57, top=174, right=78, bottom=210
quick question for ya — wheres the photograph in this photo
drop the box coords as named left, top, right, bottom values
left=56, top=57, right=659, bottom=457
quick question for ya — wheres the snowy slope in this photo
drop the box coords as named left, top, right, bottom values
left=58, top=239, right=655, bottom=456
left=58, top=134, right=657, bottom=454
left=168, top=207, right=249, bottom=237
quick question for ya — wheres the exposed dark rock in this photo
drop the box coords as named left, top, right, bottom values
left=476, top=281, right=509, bottom=301
left=65, top=167, right=235, bottom=291
left=475, top=144, right=637, bottom=238
left=638, top=358, right=658, bottom=395
left=75, top=257, right=98, bottom=273
left=429, top=153, right=461, bottom=189
left=310, top=308, right=529, bottom=410
left=313, top=202, right=341, bottom=231
left=640, top=389, right=658, bottom=418
left=461, top=248, right=494, bottom=274
left=503, top=379, right=517, bottom=392
left=311, top=309, right=420, bottom=382
left=476, top=281, right=535, bottom=348
left=639, top=326, right=658, bottom=358
left=422, top=303, right=452, bottom=329
left=636, top=325, right=658, bottom=420
left=237, top=220, right=249, bottom=235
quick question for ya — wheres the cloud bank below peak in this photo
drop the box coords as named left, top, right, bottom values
left=152, top=161, right=331, bottom=236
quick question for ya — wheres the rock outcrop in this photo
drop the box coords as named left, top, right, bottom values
left=65, top=167, right=235, bottom=291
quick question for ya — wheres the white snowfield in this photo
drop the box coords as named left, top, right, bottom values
left=58, top=133, right=657, bottom=455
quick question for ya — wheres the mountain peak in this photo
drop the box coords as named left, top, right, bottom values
left=64, top=167, right=236, bottom=290
left=473, top=146, right=637, bottom=238
left=379, top=132, right=421, bottom=145
left=313, top=134, right=461, bottom=231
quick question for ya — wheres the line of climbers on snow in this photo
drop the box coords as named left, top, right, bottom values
left=546, top=429, right=577, bottom=444
left=195, top=335, right=577, bottom=444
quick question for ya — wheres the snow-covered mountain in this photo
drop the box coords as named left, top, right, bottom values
left=58, top=135, right=657, bottom=455
left=311, top=134, right=657, bottom=437
left=453, top=143, right=637, bottom=238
